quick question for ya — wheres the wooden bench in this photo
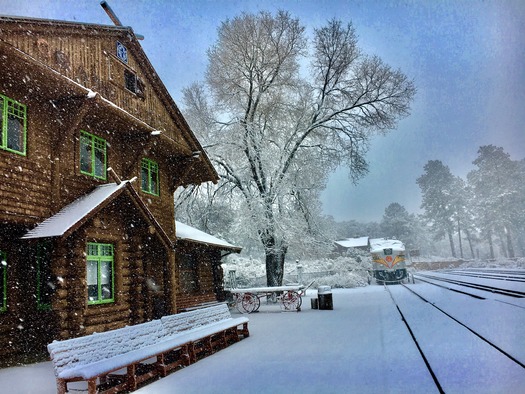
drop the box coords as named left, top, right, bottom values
left=48, top=304, right=249, bottom=394
left=162, top=303, right=249, bottom=363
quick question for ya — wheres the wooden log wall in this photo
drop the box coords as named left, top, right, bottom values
left=0, top=91, right=54, bottom=225
left=49, top=197, right=160, bottom=339
left=176, top=246, right=220, bottom=311
left=1, top=24, right=187, bottom=147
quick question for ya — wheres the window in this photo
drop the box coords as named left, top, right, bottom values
left=0, top=93, right=27, bottom=155
left=124, top=69, right=137, bottom=93
left=141, top=158, right=159, bottom=196
left=80, top=130, right=107, bottom=180
left=0, top=251, right=6, bottom=312
left=87, top=243, right=114, bottom=304
left=36, top=242, right=53, bottom=310
left=116, top=41, right=128, bottom=64
left=178, top=253, right=199, bottom=293
left=123, top=69, right=145, bottom=98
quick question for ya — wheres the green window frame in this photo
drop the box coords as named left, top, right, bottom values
left=36, top=242, right=53, bottom=311
left=0, top=93, right=27, bottom=156
left=0, top=251, right=6, bottom=312
left=87, top=243, right=114, bottom=305
left=141, top=158, right=159, bottom=196
left=80, top=130, right=107, bottom=180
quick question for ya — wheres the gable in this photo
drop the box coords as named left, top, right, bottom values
left=22, top=179, right=173, bottom=249
left=0, top=15, right=218, bottom=186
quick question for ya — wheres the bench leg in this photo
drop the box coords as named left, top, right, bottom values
left=182, top=344, right=192, bottom=366
left=127, top=364, right=138, bottom=391
left=229, top=327, right=239, bottom=343
left=205, top=336, right=213, bottom=355
left=157, top=353, right=168, bottom=377
left=188, top=342, right=197, bottom=364
left=87, top=378, right=97, bottom=394
left=242, top=322, right=250, bottom=338
left=56, top=379, right=67, bottom=394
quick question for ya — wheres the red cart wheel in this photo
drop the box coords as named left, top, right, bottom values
left=280, top=291, right=302, bottom=311
left=237, top=293, right=260, bottom=314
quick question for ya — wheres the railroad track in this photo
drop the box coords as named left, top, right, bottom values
left=440, top=268, right=525, bottom=283
left=413, top=270, right=525, bottom=298
left=386, top=278, right=525, bottom=393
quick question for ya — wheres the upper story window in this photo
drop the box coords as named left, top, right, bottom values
left=108, top=46, right=145, bottom=99
left=124, top=69, right=137, bottom=92
left=80, top=130, right=107, bottom=180
left=141, top=158, right=159, bottom=196
left=0, top=251, right=6, bottom=313
left=87, top=243, right=114, bottom=305
left=36, top=242, right=53, bottom=311
left=0, top=93, right=27, bottom=156
left=124, top=69, right=145, bottom=98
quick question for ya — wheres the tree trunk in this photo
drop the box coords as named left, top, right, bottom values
left=517, top=227, right=525, bottom=257
left=447, top=229, right=456, bottom=258
left=505, top=227, right=515, bottom=258
left=499, top=237, right=508, bottom=258
left=487, top=230, right=494, bottom=259
left=259, top=228, right=288, bottom=286
left=457, top=218, right=463, bottom=259
left=465, top=229, right=475, bottom=260
left=265, top=247, right=287, bottom=287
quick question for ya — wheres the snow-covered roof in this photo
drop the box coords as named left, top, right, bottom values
left=369, top=238, right=405, bottom=253
left=176, top=221, right=241, bottom=252
left=334, top=236, right=369, bottom=248
left=22, top=182, right=130, bottom=239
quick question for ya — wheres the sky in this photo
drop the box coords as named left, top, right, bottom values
left=1, top=0, right=524, bottom=222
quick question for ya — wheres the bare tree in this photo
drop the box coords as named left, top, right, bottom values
left=182, top=11, right=415, bottom=286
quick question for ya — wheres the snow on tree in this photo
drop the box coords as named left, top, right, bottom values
left=417, top=160, right=463, bottom=257
left=467, top=145, right=525, bottom=259
left=380, top=203, right=415, bottom=247
left=179, top=11, right=415, bottom=286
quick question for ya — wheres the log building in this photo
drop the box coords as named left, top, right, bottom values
left=0, top=15, right=237, bottom=366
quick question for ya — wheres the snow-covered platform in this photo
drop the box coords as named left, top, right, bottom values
left=2, top=282, right=524, bottom=393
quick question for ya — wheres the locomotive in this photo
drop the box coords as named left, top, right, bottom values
left=369, top=238, right=408, bottom=284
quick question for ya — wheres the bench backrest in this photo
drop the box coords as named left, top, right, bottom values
left=161, top=303, right=232, bottom=336
left=48, top=319, right=165, bottom=377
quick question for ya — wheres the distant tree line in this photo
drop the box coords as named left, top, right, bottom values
left=330, top=145, right=525, bottom=260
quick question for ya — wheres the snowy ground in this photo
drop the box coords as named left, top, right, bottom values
left=2, top=279, right=524, bottom=393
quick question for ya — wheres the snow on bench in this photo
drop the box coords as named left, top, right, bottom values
left=162, top=303, right=249, bottom=363
left=178, top=300, right=225, bottom=312
left=47, top=304, right=249, bottom=394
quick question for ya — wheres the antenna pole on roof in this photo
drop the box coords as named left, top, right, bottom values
left=100, top=0, right=145, bottom=40
left=100, top=1, right=123, bottom=26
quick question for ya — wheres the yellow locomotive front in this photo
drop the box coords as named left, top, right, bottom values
left=369, top=238, right=407, bottom=284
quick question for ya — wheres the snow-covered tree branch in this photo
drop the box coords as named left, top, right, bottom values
left=179, top=11, right=416, bottom=285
